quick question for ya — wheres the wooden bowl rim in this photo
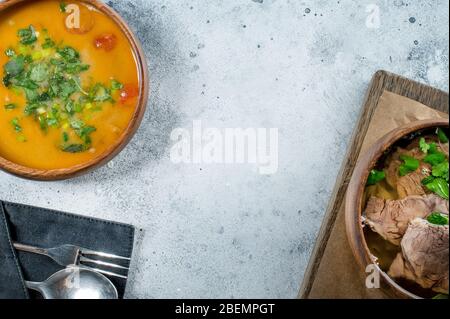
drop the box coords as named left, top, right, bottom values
left=0, top=0, right=149, bottom=181
left=345, top=118, right=449, bottom=299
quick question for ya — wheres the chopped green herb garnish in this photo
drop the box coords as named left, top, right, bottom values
left=62, top=144, right=85, bottom=153
left=427, top=212, right=449, bottom=225
left=437, top=128, right=449, bottom=143
left=62, top=131, right=69, bottom=143
left=432, top=161, right=449, bottom=181
left=424, top=177, right=449, bottom=200
left=70, top=119, right=85, bottom=130
left=29, top=63, right=49, bottom=82
left=2, top=25, right=123, bottom=153
left=17, top=25, right=37, bottom=46
left=399, top=155, right=419, bottom=176
left=424, top=152, right=446, bottom=166
left=11, top=117, right=22, bottom=132
left=5, top=48, right=15, bottom=57
left=111, top=79, right=124, bottom=91
left=419, top=138, right=430, bottom=154
left=4, top=103, right=17, bottom=110
left=90, top=84, right=112, bottom=102
left=367, top=169, right=386, bottom=186
left=60, top=2, right=67, bottom=12
left=422, top=175, right=435, bottom=185
left=42, top=37, right=55, bottom=49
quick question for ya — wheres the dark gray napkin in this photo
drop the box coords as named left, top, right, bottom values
left=0, top=201, right=135, bottom=299
left=0, top=203, right=29, bottom=299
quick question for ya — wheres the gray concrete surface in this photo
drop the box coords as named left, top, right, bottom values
left=0, top=0, right=448, bottom=298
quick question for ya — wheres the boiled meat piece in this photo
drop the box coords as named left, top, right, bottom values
left=388, top=218, right=449, bottom=294
left=397, top=163, right=432, bottom=198
left=384, top=147, right=431, bottom=198
left=365, top=194, right=449, bottom=245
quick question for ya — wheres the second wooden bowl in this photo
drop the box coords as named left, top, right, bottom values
left=345, top=118, right=449, bottom=299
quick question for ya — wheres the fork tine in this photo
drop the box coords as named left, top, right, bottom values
left=80, top=256, right=129, bottom=270
left=80, top=248, right=131, bottom=261
left=80, top=265, right=128, bottom=279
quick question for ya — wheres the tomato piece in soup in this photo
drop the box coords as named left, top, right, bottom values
left=94, top=34, right=118, bottom=51
left=119, top=84, right=139, bottom=104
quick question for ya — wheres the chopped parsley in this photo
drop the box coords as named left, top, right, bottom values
left=60, top=2, right=67, bottom=13
left=432, top=161, right=449, bottom=181
left=17, top=25, right=37, bottom=46
left=2, top=24, right=124, bottom=152
left=4, top=103, right=17, bottom=110
left=367, top=169, right=386, bottom=186
left=427, top=212, right=449, bottom=226
left=437, top=128, right=449, bottom=143
left=419, top=137, right=430, bottom=154
left=398, top=155, right=419, bottom=176
left=11, top=117, right=22, bottom=132
left=111, top=79, right=124, bottom=91
left=424, top=152, right=447, bottom=166
left=423, top=178, right=449, bottom=200
left=399, top=130, right=449, bottom=200
left=5, top=48, right=15, bottom=57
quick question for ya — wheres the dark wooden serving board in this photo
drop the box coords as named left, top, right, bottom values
left=298, top=70, right=449, bottom=299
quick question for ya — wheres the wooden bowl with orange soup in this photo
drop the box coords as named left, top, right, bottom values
left=0, top=0, right=148, bottom=180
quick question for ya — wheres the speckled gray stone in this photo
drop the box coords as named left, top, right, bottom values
left=0, top=0, right=448, bottom=298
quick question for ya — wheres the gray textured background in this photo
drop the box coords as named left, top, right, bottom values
left=0, top=0, right=448, bottom=298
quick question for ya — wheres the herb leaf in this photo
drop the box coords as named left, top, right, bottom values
left=424, top=178, right=449, bottom=200
left=399, top=155, right=420, bottom=176
left=90, top=84, right=112, bottom=102
left=4, top=57, right=25, bottom=77
left=29, top=63, right=49, bottom=82
left=432, top=161, right=449, bottom=181
left=437, top=128, right=449, bottom=143
left=422, top=176, right=435, bottom=185
left=11, top=117, right=22, bottom=132
left=2, top=25, right=123, bottom=153
left=111, top=79, right=123, bottom=91
left=18, top=25, right=37, bottom=45
left=4, top=103, right=17, bottom=110
left=367, top=169, right=386, bottom=186
left=427, top=212, right=449, bottom=225
left=5, top=48, right=15, bottom=57
left=419, top=138, right=430, bottom=154
left=433, top=294, right=449, bottom=299
left=424, top=152, right=446, bottom=166
left=62, top=144, right=85, bottom=153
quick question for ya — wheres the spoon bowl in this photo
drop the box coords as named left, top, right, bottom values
left=26, top=266, right=118, bottom=299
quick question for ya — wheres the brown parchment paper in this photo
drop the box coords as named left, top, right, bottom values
left=307, top=90, right=448, bottom=299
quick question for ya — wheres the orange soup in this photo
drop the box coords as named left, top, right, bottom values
left=0, top=0, right=139, bottom=170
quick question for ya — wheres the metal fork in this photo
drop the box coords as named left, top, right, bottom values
left=13, top=242, right=130, bottom=279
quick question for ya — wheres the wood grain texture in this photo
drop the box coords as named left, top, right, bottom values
left=0, top=0, right=149, bottom=181
left=299, top=70, right=449, bottom=299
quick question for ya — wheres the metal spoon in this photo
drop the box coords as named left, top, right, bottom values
left=25, top=265, right=118, bottom=299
